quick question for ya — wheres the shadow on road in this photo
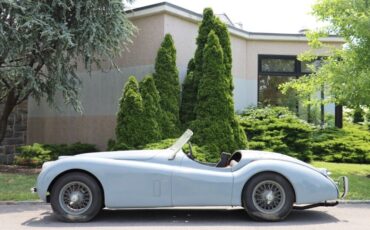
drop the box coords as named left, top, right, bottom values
left=22, top=208, right=340, bottom=227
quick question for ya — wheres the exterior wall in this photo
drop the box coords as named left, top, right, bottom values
left=25, top=11, right=343, bottom=150
left=27, top=14, right=166, bottom=150
left=0, top=102, right=28, bottom=164
left=163, top=14, right=198, bottom=81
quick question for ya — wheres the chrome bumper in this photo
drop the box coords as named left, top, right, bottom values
left=336, top=176, right=349, bottom=199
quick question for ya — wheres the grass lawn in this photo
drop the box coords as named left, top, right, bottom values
left=312, top=161, right=370, bottom=200
left=0, top=161, right=369, bottom=201
left=0, top=173, right=38, bottom=201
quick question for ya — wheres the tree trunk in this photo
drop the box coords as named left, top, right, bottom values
left=0, top=89, right=17, bottom=144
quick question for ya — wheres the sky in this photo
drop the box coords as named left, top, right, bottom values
left=128, top=0, right=323, bottom=34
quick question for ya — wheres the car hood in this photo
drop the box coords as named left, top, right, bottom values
left=59, top=149, right=169, bottom=161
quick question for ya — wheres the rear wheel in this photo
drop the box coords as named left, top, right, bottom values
left=50, top=172, right=103, bottom=222
left=243, top=172, right=294, bottom=221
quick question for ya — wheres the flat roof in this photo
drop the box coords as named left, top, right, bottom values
left=126, top=2, right=344, bottom=43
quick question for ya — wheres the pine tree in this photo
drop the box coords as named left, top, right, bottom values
left=180, top=58, right=196, bottom=126
left=153, top=34, right=180, bottom=138
left=139, top=76, right=162, bottom=143
left=115, top=76, right=146, bottom=148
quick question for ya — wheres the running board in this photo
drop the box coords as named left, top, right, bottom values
left=293, top=201, right=338, bottom=210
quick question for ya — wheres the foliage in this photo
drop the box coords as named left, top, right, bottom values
left=0, top=0, right=136, bottom=143
left=353, top=107, right=365, bottom=123
left=239, top=107, right=314, bottom=162
left=191, top=31, right=247, bottom=156
left=139, top=76, right=162, bottom=143
left=114, top=76, right=146, bottom=148
left=153, top=34, right=180, bottom=138
left=15, top=142, right=98, bottom=167
left=311, top=123, right=370, bottom=163
left=281, top=0, right=370, bottom=108
left=184, top=8, right=235, bottom=125
left=180, top=59, right=196, bottom=126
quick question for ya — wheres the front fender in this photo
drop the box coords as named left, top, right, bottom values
left=231, top=160, right=338, bottom=205
left=36, top=158, right=112, bottom=202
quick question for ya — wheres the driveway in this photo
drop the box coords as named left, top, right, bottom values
left=0, top=203, right=369, bottom=230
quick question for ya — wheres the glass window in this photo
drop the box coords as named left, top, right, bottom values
left=258, top=75, right=298, bottom=112
left=260, top=58, right=295, bottom=73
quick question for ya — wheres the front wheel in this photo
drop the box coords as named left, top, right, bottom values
left=243, top=172, right=294, bottom=221
left=50, top=172, right=103, bottom=222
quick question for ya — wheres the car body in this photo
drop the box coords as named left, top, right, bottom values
left=33, top=130, right=348, bottom=222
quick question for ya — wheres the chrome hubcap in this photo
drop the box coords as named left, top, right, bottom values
left=58, top=181, right=93, bottom=215
left=252, top=180, right=286, bottom=214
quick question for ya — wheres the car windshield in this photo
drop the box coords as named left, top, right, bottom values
left=168, top=129, right=193, bottom=160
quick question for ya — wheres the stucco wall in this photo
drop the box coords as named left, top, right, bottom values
left=27, top=14, right=166, bottom=150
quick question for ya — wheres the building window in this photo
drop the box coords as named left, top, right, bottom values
left=258, top=55, right=307, bottom=112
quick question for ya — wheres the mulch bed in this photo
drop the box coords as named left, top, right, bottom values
left=0, top=165, right=41, bottom=174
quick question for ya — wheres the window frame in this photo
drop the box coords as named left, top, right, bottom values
left=258, top=54, right=306, bottom=76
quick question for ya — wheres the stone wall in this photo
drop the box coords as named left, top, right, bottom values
left=0, top=101, right=28, bottom=164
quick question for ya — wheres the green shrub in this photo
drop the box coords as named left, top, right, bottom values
left=180, top=59, right=196, bottom=126
left=114, top=76, right=147, bottom=148
left=311, top=123, right=370, bottom=163
left=153, top=34, right=180, bottom=138
left=191, top=30, right=247, bottom=156
left=239, top=106, right=313, bottom=162
left=139, top=75, right=162, bottom=143
left=15, top=143, right=98, bottom=167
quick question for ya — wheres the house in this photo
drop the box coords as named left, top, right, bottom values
left=0, top=2, right=344, bottom=161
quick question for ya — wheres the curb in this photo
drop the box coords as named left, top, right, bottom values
left=1, top=200, right=370, bottom=205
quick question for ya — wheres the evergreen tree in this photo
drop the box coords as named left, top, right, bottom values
left=191, top=31, right=246, bottom=155
left=140, top=76, right=162, bottom=143
left=115, top=76, right=146, bottom=148
left=153, top=34, right=180, bottom=138
left=188, top=8, right=234, bottom=125
left=180, top=59, right=196, bottom=126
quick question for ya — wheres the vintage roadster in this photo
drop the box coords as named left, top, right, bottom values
left=32, top=130, right=348, bottom=222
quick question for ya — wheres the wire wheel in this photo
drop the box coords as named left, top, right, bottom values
left=58, top=181, right=93, bottom=215
left=252, top=180, right=286, bottom=214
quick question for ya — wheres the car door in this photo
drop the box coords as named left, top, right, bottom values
left=171, top=151, right=233, bottom=206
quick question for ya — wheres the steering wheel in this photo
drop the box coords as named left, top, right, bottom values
left=187, top=141, right=194, bottom=159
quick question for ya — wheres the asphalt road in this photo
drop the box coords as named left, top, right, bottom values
left=0, top=203, right=369, bottom=230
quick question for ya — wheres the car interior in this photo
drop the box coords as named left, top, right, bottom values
left=184, top=142, right=242, bottom=168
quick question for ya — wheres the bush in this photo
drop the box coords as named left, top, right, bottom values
left=114, top=76, right=147, bottom=148
left=311, top=123, right=370, bottom=163
left=15, top=143, right=98, bottom=167
left=239, top=106, right=314, bottom=162
left=153, top=34, right=180, bottom=138
left=191, top=30, right=247, bottom=155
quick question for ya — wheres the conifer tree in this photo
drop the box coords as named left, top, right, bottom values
left=191, top=31, right=241, bottom=155
left=153, top=34, right=180, bottom=137
left=139, top=76, right=162, bottom=143
left=180, top=59, right=196, bottom=126
left=115, top=76, right=146, bottom=147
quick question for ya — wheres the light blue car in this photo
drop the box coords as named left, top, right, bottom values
left=32, top=130, right=348, bottom=222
